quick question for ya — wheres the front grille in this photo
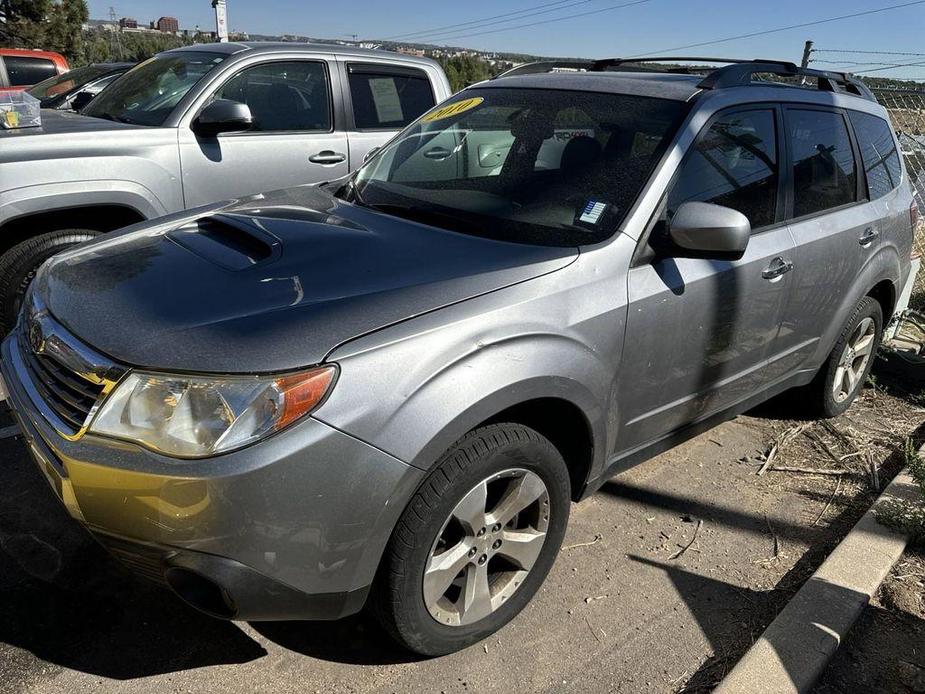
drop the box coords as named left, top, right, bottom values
left=94, top=533, right=168, bottom=585
left=17, top=328, right=105, bottom=433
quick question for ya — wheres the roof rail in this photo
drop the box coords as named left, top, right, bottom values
left=492, top=60, right=593, bottom=79
left=492, top=56, right=875, bottom=102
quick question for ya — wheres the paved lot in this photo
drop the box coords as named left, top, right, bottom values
left=0, top=385, right=918, bottom=694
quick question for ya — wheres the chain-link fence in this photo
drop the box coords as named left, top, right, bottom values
left=875, top=88, right=925, bottom=305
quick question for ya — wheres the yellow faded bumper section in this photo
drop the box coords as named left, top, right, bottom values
left=57, top=451, right=212, bottom=541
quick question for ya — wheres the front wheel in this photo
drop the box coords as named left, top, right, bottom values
left=808, top=295, right=883, bottom=418
left=0, top=229, right=101, bottom=334
left=372, top=423, right=571, bottom=656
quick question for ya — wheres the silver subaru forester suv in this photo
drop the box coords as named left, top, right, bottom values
left=1, top=58, right=915, bottom=655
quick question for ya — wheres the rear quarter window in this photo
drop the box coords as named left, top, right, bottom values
left=3, top=56, right=58, bottom=86
left=848, top=110, right=903, bottom=200
left=348, top=64, right=435, bottom=130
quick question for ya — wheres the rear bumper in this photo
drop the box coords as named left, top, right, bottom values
left=1, top=332, right=423, bottom=621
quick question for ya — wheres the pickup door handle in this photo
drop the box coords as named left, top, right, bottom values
left=308, top=150, right=346, bottom=165
left=858, top=227, right=880, bottom=246
left=762, top=257, right=794, bottom=280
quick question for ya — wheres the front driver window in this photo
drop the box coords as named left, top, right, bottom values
left=668, top=109, right=779, bottom=231
left=213, top=61, right=332, bottom=133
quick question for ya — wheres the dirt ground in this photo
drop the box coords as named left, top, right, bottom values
left=814, top=549, right=925, bottom=694
left=0, top=365, right=922, bottom=694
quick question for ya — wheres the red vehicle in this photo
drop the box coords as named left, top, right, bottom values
left=0, top=49, right=69, bottom=92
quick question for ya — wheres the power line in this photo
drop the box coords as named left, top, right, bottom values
left=405, top=0, right=653, bottom=44
left=814, top=48, right=925, bottom=57
left=633, top=0, right=925, bottom=57
left=383, top=0, right=581, bottom=40
left=850, top=59, right=925, bottom=74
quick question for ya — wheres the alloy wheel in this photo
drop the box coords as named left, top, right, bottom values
left=423, top=468, right=550, bottom=626
left=832, top=316, right=876, bottom=403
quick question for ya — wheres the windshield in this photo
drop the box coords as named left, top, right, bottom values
left=28, top=65, right=112, bottom=102
left=83, top=52, right=226, bottom=126
left=352, top=87, right=688, bottom=246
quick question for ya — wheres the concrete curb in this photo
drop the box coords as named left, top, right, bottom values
left=715, top=463, right=922, bottom=694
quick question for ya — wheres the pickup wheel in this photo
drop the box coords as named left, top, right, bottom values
left=372, top=423, right=570, bottom=656
left=808, top=296, right=883, bottom=418
left=0, top=229, right=101, bottom=334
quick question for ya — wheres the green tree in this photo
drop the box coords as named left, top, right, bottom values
left=0, top=0, right=89, bottom=64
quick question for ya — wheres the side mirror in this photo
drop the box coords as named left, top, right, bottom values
left=71, top=91, right=95, bottom=112
left=668, top=201, right=750, bottom=261
left=192, top=99, right=253, bottom=137
left=363, top=146, right=380, bottom=163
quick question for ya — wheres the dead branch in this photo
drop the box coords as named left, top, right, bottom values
left=765, top=514, right=780, bottom=559
left=811, top=474, right=843, bottom=527
left=758, top=423, right=813, bottom=475
left=868, top=451, right=880, bottom=491
left=767, top=465, right=851, bottom=476
left=562, top=533, right=602, bottom=551
left=669, top=519, right=703, bottom=560
left=805, top=429, right=844, bottom=465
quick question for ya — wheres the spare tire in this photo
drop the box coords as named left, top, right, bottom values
left=0, top=229, right=101, bottom=335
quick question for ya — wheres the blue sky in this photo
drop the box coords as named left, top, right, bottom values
left=88, top=0, right=925, bottom=78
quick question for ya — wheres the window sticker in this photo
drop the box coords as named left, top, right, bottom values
left=368, top=77, right=404, bottom=123
left=420, top=97, right=484, bottom=123
left=578, top=200, right=608, bottom=225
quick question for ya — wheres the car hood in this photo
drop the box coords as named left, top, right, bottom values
left=38, top=185, right=578, bottom=373
left=0, top=108, right=141, bottom=137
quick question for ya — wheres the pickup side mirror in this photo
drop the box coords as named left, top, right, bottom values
left=668, top=201, right=750, bottom=261
left=70, top=91, right=95, bottom=112
left=192, top=99, right=253, bottom=137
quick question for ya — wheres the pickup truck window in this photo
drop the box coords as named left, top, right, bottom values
left=4, top=56, right=57, bottom=86
left=83, top=51, right=227, bottom=127
left=213, top=61, right=332, bottom=132
left=347, top=64, right=435, bottom=130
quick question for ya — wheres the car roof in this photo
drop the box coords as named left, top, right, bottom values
left=164, top=41, right=439, bottom=68
left=481, top=71, right=704, bottom=101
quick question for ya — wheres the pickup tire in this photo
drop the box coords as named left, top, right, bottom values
left=372, top=423, right=570, bottom=656
left=0, top=229, right=101, bottom=334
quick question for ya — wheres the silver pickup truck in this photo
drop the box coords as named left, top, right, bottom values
left=0, top=41, right=451, bottom=332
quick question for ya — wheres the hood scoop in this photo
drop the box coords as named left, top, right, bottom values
left=167, top=214, right=280, bottom=270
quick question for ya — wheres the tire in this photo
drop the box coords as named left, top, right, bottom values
left=807, top=295, right=883, bottom=418
left=0, top=229, right=101, bottom=334
left=372, top=423, right=571, bottom=656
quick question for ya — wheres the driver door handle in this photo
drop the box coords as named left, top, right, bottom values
left=762, top=257, right=794, bottom=280
left=858, top=227, right=880, bottom=246
left=309, top=150, right=346, bottom=165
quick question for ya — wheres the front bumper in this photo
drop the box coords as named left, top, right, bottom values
left=1, top=332, right=423, bottom=621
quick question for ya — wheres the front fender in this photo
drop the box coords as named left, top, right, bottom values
left=313, top=267, right=626, bottom=486
left=0, top=180, right=166, bottom=227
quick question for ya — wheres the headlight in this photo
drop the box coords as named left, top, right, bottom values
left=89, top=366, right=336, bottom=458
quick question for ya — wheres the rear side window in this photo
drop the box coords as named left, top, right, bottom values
left=848, top=111, right=902, bottom=199
left=214, top=61, right=332, bottom=132
left=668, top=109, right=779, bottom=230
left=787, top=109, right=857, bottom=218
left=348, top=64, right=435, bottom=130
left=3, top=56, right=58, bottom=86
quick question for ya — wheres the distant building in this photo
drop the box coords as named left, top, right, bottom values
left=157, top=16, right=179, bottom=33
left=119, top=17, right=137, bottom=29
left=397, top=47, right=425, bottom=57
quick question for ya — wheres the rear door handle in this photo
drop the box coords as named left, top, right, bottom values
left=309, top=150, right=346, bottom=165
left=858, top=227, right=880, bottom=247
left=424, top=147, right=452, bottom=160
left=762, top=257, right=794, bottom=280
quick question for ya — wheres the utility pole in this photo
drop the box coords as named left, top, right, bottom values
left=212, top=0, right=228, bottom=42
left=800, top=40, right=814, bottom=69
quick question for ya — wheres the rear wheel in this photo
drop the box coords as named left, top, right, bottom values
left=808, top=295, right=883, bottom=418
left=0, top=229, right=101, bottom=334
left=373, top=423, right=570, bottom=656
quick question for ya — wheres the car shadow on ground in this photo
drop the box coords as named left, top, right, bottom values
left=0, top=437, right=267, bottom=680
